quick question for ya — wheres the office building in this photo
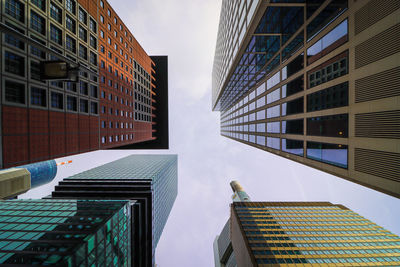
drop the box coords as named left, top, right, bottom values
left=214, top=181, right=400, bottom=266
left=0, top=0, right=168, bottom=169
left=51, top=154, right=178, bottom=267
left=212, top=0, right=400, bottom=197
left=0, top=198, right=133, bottom=266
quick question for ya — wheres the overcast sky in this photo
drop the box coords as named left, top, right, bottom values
left=22, top=1, right=400, bottom=266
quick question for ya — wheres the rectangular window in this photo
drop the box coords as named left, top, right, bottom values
left=80, top=99, right=88, bottom=113
left=90, top=85, right=98, bottom=98
left=30, top=87, right=46, bottom=107
left=50, top=2, right=62, bottom=23
left=31, top=0, right=45, bottom=11
left=5, top=51, right=25, bottom=76
left=308, top=52, right=348, bottom=88
left=5, top=81, right=25, bottom=104
left=307, top=82, right=348, bottom=112
left=79, top=26, right=87, bottom=42
left=267, top=88, right=280, bottom=104
left=30, top=10, right=46, bottom=35
left=65, top=35, right=76, bottom=53
left=66, top=82, right=77, bottom=92
left=65, top=15, right=76, bottom=33
left=89, top=52, right=97, bottom=65
left=50, top=24, right=62, bottom=45
left=267, top=137, right=280, bottom=150
left=267, top=122, right=280, bottom=133
left=80, top=81, right=88, bottom=95
left=90, top=102, right=98, bottom=114
left=79, top=44, right=87, bottom=59
left=282, top=119, right=303, bottom=135
left=5, top=24, right=24, bottom=50
left=307, top=114, right=348, bottom=138
left=89, top=35, right=97, bottom=49
left=78, top=7, right=87, bottom=24
left=282, top=75, right=303, bottom=98
left=51, top=92, right=63, bottom=109
left=282, top=53, right=304, bottom=79
left=282, top=97, right=304, bottom=116
left=5, top=0, right=25, bottom=22
left=266, top=105, right=280, bottom=119
left=306, top=141, right=348, bottom=168
left=65, top=0, right=76, bottom=14
left=282, top=139, right=303, bottom=156
left=67, top=96, right=77, bottom=111
left=30, top=61, right=41, bottom=81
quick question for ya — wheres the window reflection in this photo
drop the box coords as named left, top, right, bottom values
left=307, top=114, right=348, bottom=138
left=267, top=105, right=280, bottom=118
left=282, top=97, right=303, bottom=116
left=307, top=82, right=348, bottom=112
left=307, top=19, right=348, bottom=65
left=282, top=119, right=303, bottom=135
left=282, top=75, right=303, bottom=98
left=267, top=137, right=280, bottom=150
left=267, top=88, right=280, bottom=104
left=267, top=122, right=280, bottom=133
left=282, top=139, right=304, bottom=156
left=306, top=141, right=348, bottom=168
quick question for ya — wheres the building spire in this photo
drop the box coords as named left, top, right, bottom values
left=230, top=180, right=250, bottom=202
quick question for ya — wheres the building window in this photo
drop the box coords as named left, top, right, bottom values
left=65, top=35, right=76, bottom=53
left=90, top=52, right=97, bottom=65
left=107, top=9, right=111, bottom=16
left=66, top=82, right=77, bottom=92
left=308, top=52, right=348, bottom=88
left=282, top=97, right=304, bottom=116
left=51, top=92, right=63, bottom=109
left=30, top=87, right=47, bottom=107
left=114, top=17, right=117, bottom=24
left=100, top=45, right=105, bottom=53
left=90, top=102, right=98, bottom=114
left=282, top=139, right=304, bottom=156
left=78, top=7, right=87, bottom=24
left=100, top=15, right=104, bottom=23
left=100, top=0, right=104, bottom=8
left=307, top=82, right=348, bottom=112
left=5, top=0, right=25, bottom=22
left=79, top=26, right=87, bottom=42
left=90, top=35, right=97, bottom=49
left=30, top=10, right=46, bottom=35
left=79, top=44, right=87, bottom=59
left=65, top=15, right=76, bottom=33
left=282, top=119, right=303, bottom=135
left=65, top=0, right=76, bottom=14
left=31, top=0, right=45, bottom=11
left=100, top=60, right=105, bottom=68
left=50, top=2, right=62, bottom=23
left=5, top=81, right=25, bottom=104
left=89, top=18, right=97, bottom=32
left=100, top=30, right=104, bottom=38
left=79, top=99, right=88, bottom=113
left=80, top=81, right=88, bottom=95
left=66, top=95, right=77, bottom=111
left=30, top=61, right=42, bottom=81
left=4, top=25, right=24, bottom=51
left=108, top=37, right=111, bottom=44
left=90, top=85, right=98, bottom=98
left=5, top=51, right=24, bottom=77
left=307, top=142, right=348, bottom=169
left=307, top=114, right=348, bottom=138
left=101, top=137, right=105, bottom=143
left=50, top=24, right=62, bottom=45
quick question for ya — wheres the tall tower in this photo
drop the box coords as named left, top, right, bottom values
left=214, top=181, right=400, bottom=266
left=212, top=0, right=400, bottom=198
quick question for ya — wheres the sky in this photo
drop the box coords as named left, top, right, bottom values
left=21, top=0, right=400, bottom=266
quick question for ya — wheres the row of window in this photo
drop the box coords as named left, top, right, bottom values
left=101, top=134, right=134, bottom=144
left=4, top=80, right=98, bottom=114
left=101, top=121, right=133, bottom=129
left=100, top=106, right=132, bottom=118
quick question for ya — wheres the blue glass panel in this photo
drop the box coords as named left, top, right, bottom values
left=282, top=139, right=304, bottom=156
left=306, top=141, right=348, bottom=168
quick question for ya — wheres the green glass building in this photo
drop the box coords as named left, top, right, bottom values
left=0, top=199, right=132, bottom=266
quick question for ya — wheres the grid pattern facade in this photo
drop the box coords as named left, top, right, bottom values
left=65, top=154, right=178, bottom=247
left=212, top=0, right=400, bottom=198
left=0, top=199, right=131, bottom=266
left=232, top=202, right=400, bottom=266
left=0, top=0, right=159, bottom=168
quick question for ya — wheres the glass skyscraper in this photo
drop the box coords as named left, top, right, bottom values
left=51, top=154, right=178, bottom=266
left=212, top=0, right=400, bottom=198
left=214, top=181, right=400, bottom=266
left=0, top=199, right=132, bottom=266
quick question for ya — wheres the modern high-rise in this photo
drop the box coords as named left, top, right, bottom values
left=50, top=154, right=178, bottom=267
left=214, top=181, right=400, bottom=266
left=212, top=0, right=400, bottom=197
left=0, top=199, right=133, bottom=266
left=0, top=0, right=169, bottom=169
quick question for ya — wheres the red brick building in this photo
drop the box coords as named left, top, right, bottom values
left=1, top=0, right=164, bottom=168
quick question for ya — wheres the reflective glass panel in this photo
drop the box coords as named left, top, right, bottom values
left=282, top=139, right=304, bottom=156
left=306, top=141, right=348, bottom=168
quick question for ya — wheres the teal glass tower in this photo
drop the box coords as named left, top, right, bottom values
left=0, top=199, right=132, bottom=266
left=51, top=154, right=178, bottom=267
